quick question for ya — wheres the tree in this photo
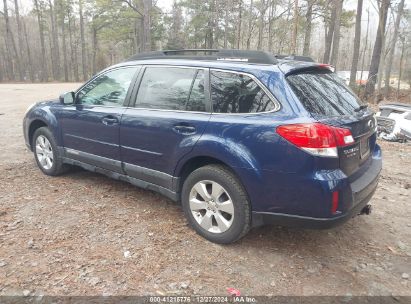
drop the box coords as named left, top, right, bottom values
left=290, top=0, right=299, bottom=54
left=303, top=0, right=314, bottom=56
left=166, top=0, right=185, bottom=49
left=33, top=0, right=49, bottom=81
left=330, top=0, right=343, bottom=68
left=79, top=0, right=88, bottom=80
left=349, top=0, right=363, bottom=87
left=3, top=0, right=23, bottom=80
left=323, top=0, right=336, bottom=63
left=365, top=0, right=390, bottom=99
left=384, top=0, right=405, bottom=97
left=13, top=0, right=26, bottom=79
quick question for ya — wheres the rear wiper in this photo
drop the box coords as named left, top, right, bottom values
left=354, top=104, right=368, bottom=112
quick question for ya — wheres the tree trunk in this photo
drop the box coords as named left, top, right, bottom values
left=33, top=0, right=48, bottom=81
left=365, top=0, right=390, bottom=99
left=68, top=14, right=79, bottom=82
left=268, top=1, right=275, bottom=52
left=49, top=0, right=60, bottom=80
left=92, top=27, right=97, bottom=75
left=60, top=1, right=69, bottom=82
left=246, top=0, right=254, bottom=50
left=224, top=0, right=229, bottom=48
left=236, top=0, right=242, bottom=49
left=290, top=0, right=299, bottom=54
left=143, top=0, right=152, bottom=51
left=396, top=38, right=405, bottom=98
left=79, top=0, right=88, bottom=80
left=302, top=0, right=313, bottom=56
left=323, top=1, right=336, bottom=63
left=384, top=0, right=405, bottom=97
left=23, top=21, right=35, bottom=82
left=257, top=0, right=267, bottom=50
left=357, top=9, right=370, bottom=96
left=330, top=0, right=343, bottom=69
left=349, top=0, right=363, bottom=87
left=13, top=0, right=25, bottom=80
left=3, top=0, right=23, bottom=81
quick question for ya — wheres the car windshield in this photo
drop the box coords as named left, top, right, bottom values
left=287, top=70, right=362, bottom=117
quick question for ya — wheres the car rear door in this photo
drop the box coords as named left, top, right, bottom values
left=60, top=66, right=140, bottom=173
left=119, top=65, right=211, bottom=188
left=285, top=68, right=377, bottom=176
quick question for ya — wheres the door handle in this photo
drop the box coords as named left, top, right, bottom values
left=173, top=125, right=196, bottom=134
left=102, top=116, right=119, bottom=125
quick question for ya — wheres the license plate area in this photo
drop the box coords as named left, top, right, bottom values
left=359, top=137, right=370, bottom=159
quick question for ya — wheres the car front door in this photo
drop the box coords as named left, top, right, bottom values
left=60, top=66, right=140, bottom=173
left=120, top=66, right=211, bottom=189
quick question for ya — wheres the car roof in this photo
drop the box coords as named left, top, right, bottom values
left=109, top=58, right=323, bottom=77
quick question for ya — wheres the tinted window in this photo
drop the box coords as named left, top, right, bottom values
left=136, top=67, right=206, bottom=111
left=77, top=67, right=138, bottom=106
left=211, top=70, right=275, bottom=113
left=286, top=70, right=362, bottom=117
left=186, top=70, right=206, bottom=112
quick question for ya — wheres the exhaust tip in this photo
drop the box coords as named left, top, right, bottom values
left=360, top=204, right=372, bottom=215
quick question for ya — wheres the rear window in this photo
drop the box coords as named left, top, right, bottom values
left=287, top=70, right=362, bottom=117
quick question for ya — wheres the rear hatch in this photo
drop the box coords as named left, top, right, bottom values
left=285, top=67, right=376, bottom=176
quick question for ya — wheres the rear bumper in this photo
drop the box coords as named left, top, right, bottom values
left=252, top=145, right=382, bottom=229
left=252, top=183, right=376, bottom=229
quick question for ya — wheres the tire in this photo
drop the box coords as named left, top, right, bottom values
left=32, top=127, right=69, bottom=176
left=181, top=164, right=251, bottom=244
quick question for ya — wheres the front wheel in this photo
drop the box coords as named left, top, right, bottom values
left=181, top=165, right=251, bottom=244
left=33, top=127, right=68, bottom=176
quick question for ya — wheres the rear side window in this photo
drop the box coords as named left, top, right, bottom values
left=211, top=70, right=276, bottom=114
left=286, top=70, right=362, bottom=117
left=135, top=67, right=206, bottom=111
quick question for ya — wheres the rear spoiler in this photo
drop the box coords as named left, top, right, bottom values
left=279, top=62, right=335, bottom=76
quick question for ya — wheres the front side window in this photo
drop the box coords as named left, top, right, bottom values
left=77, top=66, right=139, bottom=106
left=135, top=67, right=206, bottom=111
left=211, top=70, right=276, bottom=114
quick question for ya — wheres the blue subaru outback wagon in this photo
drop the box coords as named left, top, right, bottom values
left=23, top=50, right=382, bottom=244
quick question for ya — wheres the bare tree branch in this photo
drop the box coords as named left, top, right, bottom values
left=119, top=0, right=143, bottom=17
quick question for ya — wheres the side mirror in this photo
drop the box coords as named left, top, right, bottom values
left=59, top=92, right=75, bottom=105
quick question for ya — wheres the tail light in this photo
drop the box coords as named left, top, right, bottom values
left=276, top=123, right=354, bottom=157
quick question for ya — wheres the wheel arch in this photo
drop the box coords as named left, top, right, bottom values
left=175, top=154, right=262, bottom=209
left=28, top=119, right=48, bottom=150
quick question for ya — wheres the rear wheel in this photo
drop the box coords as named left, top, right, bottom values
left=182, top=165, right=251, bottom=244
left=33, top=127, right=68, bottom=176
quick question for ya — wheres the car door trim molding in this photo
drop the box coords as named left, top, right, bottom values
left=121, top=145, right=163, bottom=156
left=64, top=148, right=122, bottom=173
left=65, top=134, right=119, bottom=147
left=61, top=151, right=179, bottom=202
left=123, top=162, right=174, bottom=190
left=64, top=147, right=177, bottom=192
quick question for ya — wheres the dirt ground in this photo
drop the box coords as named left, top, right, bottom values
left=0, top=83, right=410, bottom=297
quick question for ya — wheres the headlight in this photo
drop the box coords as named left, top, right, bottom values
left=24, top=102, right=37, bottom=116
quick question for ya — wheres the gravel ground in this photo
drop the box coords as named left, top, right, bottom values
left=0, top=83, right=410, bottom=297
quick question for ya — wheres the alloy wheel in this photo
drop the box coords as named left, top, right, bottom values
left=35, top=135, right=54, bottom=170
left=189, top=180, right=234, bottom=233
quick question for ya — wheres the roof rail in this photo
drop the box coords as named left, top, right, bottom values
left=275, top=54, right=315, bottom=63
left=126, top=49, right=278, bottom=65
